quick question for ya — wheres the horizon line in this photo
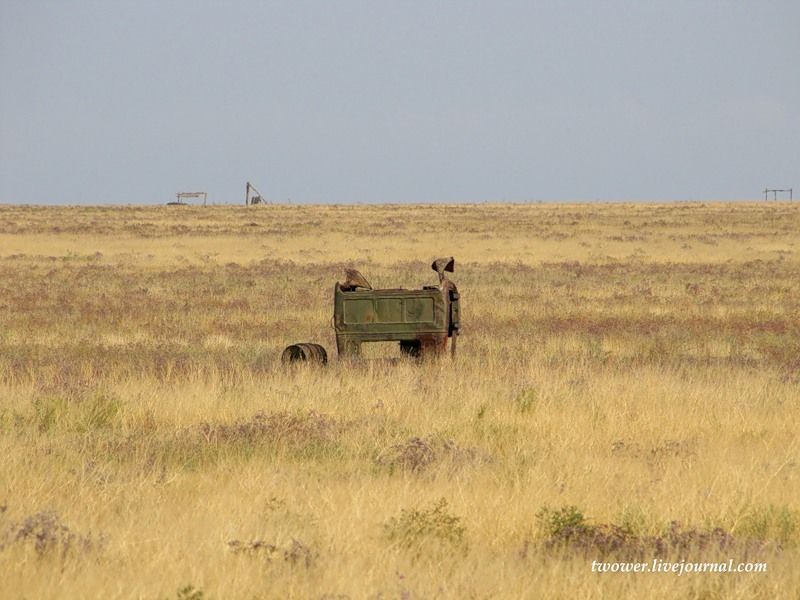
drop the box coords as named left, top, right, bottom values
left=0, top=197, right=793, bottom=208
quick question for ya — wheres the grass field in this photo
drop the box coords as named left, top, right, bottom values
left=0, top=202, right=798, bottom=599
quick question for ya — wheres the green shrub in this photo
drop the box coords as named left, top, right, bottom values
left=536, top=505, right=589, bottom=538
left=32, top=395, right=68, bottom=433
left=384, top=498, right=467, bottom=557
left=513, top=388, right=537, bottom=414
left=738, top=504, right=799, bottom=544
left=75, top=391, right=121, bottom=432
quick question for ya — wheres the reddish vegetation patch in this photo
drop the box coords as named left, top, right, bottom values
left=198, top=411, right=342, bottom=447
left=227, top=538, right=316, bottom=568
left=527, top=506, right=775, bottom=561
left=375, top=436, right=491, bottom=473
left=537, top=521, right=773, bottom=561
left=0, top=510, right=100, bottom=558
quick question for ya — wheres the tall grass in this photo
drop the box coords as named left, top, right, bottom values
left=0, top=202, right=798, bottom=598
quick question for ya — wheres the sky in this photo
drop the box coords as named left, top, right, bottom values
left=0, top=1, right=798, bottom=205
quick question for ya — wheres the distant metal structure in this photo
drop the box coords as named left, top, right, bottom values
left=246, top=182, right=266, bottom=205
left=763, top=188, right=792, bottom=201
left=168, top=191, right=207, bottom=206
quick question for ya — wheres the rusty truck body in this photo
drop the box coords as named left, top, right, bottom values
left=282, top=257, right=460, bottom=363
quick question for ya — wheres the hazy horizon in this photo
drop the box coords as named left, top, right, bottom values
left=0, top=198, right=789, bottom=208
left=1, top=1, right=798, bottom=205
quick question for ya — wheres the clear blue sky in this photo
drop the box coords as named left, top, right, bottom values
left=1, top=1, right=797, bottom=204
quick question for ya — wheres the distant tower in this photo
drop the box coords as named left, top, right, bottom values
left=246, top=182, right=265, bottom=205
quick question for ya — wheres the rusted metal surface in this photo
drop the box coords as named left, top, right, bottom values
left=282, top=257, right=460, bottom=363
left=442, top=279, right=461, bottom=358
left=333, top=257, right=460, bottom=359
left=432, top=257, right=455, bottom=281
left=342, top=268, right=372, bottom=291
left=281, top=343, right=328, bottom=365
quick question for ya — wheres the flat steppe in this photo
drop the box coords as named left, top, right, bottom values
left=0, top=202, right=798, bottom=598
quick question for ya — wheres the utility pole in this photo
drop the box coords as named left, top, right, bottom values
left=763, top=188, right=792, bottom=201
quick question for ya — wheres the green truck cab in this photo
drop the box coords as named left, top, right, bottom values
left=282, top=257, right=460, bottom=364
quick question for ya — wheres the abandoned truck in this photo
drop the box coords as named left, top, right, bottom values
left=281, top=257, right=461, bottom=364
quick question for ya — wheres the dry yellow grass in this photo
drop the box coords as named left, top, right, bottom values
left=0, top=202, right=798, bottom=599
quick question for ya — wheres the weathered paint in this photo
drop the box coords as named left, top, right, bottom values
left=281, top=257, right=461, bottom=362
left=333, top=258, right=460, bottom=358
